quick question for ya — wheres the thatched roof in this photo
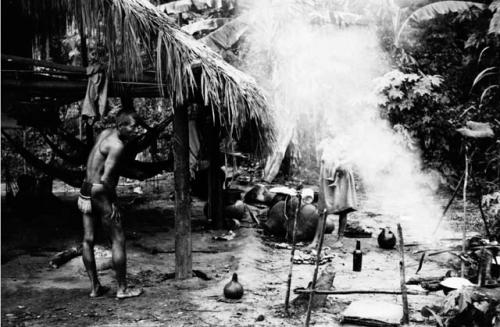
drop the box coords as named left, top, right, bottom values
left=14, top=0, right=274, bottom=156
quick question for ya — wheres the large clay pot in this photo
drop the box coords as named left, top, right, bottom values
left=223, top=189, right=244, bottom=205
left=224, top=200, right=246, bottom=220
left=264, top=197, right=321, bottom=242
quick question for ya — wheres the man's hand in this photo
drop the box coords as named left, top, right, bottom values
left=111, top=203, right=121, bottom=223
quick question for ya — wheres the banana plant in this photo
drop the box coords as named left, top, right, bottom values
left=394, top=1, right=491, bottom=47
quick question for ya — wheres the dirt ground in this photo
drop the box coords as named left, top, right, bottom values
left=0, top=178, right=490, bottom=327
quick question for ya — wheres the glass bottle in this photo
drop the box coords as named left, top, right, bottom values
left=353, top=240, right=362, bottom=272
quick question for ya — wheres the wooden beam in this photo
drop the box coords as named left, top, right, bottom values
left=174, top=101, right=192, bottom=279
left=1, top=79, right=167, bottom=98
left=294, top=289, right=423, bottom=295
left=2, top=54, right=86, bottom=73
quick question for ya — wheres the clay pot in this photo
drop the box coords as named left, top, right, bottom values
left=377, top=227, right=396, bottom=249
left=223, top=189, right=244, bottom=205
left=224, top=200, right=246, bottom=220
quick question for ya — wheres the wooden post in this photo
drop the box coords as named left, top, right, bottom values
left=461, top=146, right=469, bottom=278
left=397, top=223, right=409, bottom=325
left=305, top=209, right=328, bottom=327
left=79, top=116, right=83, bottom=140
left=23, top=130, right=27, bottom=173
left=207, top=120, right=224, bottom=229
left=84, top=121, right=93, bottom=149
left=285, top=195, right=303, bottom=315
left=174, top=103, right=192, bottom=279
left=77, top=2, right=88, bottom=67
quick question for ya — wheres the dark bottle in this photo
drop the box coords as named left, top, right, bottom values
left=353, top=240, right=362, bottom=272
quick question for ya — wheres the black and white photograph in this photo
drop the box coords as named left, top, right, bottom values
left=1, top=0, right=500, bottom=326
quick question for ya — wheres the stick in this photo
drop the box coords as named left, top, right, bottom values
left=397, top=224, right=409, bottom=325
left=294, top=289, right=424, bottom=295
left=416, top=251, right=426, bottom=274
left=284, top=194, right=302, bottom=315
left=471, top=174, right=491, bottom=238
left=305, top=209, right=328, bottom=327
left=462, top=146, right=469, bottom=278
left=432, top=172, right=465, bottom=236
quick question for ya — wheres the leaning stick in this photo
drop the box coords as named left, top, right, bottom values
left=397, top=224, right=410, bottom=325
left=462, top=147, right=469, bottom=277
left=305, top=209, right=328, bottom=327
left=432, top=171, right=465, bottom=237
left=284, top=194, right=302, bottom=315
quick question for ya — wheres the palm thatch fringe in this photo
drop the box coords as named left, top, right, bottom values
left=20, top=0, right=274, bottom=156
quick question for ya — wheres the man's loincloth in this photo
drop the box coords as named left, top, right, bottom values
left=77, top=181, right=105, bottom=214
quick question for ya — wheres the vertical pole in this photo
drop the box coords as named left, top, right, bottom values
left=397, top=223, right=409, bottom=325
left=174, top=103, right=192, bottom=279
left=305, top=209, right=328, bottom=327
left=84, top=121, right=93, bottom=149
left=79, top=116, right=83, bottom=140
left=285, top=195, right=302, bottom=315
left=207, top=120, right=224, bottom=229
left=77, top=0, right=88, bottom=67
left=23, top=130, right=27, bottom=174
left=461, top=146, right=469, bottom=277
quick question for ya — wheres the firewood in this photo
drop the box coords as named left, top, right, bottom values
left=49, top=245, right=83, bottom=268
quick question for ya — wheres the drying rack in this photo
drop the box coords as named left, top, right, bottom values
left=284, top=200, right=411, bottom=326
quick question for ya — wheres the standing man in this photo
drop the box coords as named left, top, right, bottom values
left=77, top=110, right=143, bottom=299
left=309, top=136, right=357, bottom=249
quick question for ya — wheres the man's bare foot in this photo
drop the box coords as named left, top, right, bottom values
left=90, top=285, right=110, bottom=298
left=116, top=287, right=143, bottom=299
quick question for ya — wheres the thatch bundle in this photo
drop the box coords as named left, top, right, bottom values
left=17, top=0, right=273, bottom=155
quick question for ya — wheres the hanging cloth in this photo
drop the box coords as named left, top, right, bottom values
left=82, top=64, right=109, bottom=122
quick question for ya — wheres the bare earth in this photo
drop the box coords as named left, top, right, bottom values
left=1, top=180, right=475, bottom=326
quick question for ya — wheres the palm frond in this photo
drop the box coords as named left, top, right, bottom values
left=480, top=85, right=499, bottom=104
left=18, top=0, right=274, bottom=156
left=471, top=66, right=498, bottom=90
left=395, top=1, right=487, bottom=47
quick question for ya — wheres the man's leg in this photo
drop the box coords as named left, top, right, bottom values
left=82, top=213, right=106, bottom=297
left=107, top=210, right=142, bottom=299
left=332, top=212, right=347, bottom=248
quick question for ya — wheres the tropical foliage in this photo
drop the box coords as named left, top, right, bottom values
left=376, top=0, right=500, bottom=196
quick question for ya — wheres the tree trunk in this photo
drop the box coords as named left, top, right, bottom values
left=174, top=102, right=192, bottom=279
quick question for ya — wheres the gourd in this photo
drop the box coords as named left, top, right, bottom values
left=223, top=273, right=244, bottom=299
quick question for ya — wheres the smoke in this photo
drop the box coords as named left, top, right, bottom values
left=238, top=0, right=447, bottom=240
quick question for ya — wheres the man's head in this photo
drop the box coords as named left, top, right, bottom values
left=116, top=111, right=138, bottom=141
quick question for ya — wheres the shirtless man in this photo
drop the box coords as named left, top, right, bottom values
left=78, top=111, right=142, bottom=299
